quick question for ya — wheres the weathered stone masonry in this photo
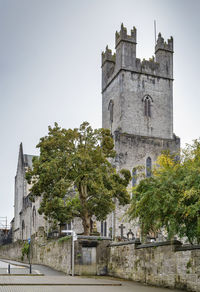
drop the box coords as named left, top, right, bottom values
left=108, top=241, right=200, bottom=292
left=0, top=232, right=110, bottom=276
left=102, top=24, right=180, bottom=238
left=0, top=237, right=200, bottom=291
left=0, top=227, right=71, bottom=274
left=13, top=143, right=46, bottom=242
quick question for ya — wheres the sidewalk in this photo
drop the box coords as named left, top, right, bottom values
left=0, top=275, right=122, bottom=285
left=0, top=275, right=183, bottom=292
left=0, top=259, right=39, bottom=275
left=0, top=259, right=63, bottom=276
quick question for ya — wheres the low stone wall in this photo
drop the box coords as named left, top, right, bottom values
left=0, top=240, right=23, bottom=262
left=0, top=228, right=72, bottom=274
left=1, top=233, right=200, bottom=291
left=32, top=236, right=71, bottom=274
left=108, top=240, right=200, bottom=292
left=0, top=230, right=110, bottom=276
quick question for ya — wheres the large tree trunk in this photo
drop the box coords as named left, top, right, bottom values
left=79, top=182, right=91, bottom=235
left=82, top=211, right=91, bottom=235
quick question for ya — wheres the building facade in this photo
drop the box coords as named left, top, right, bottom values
left=13, top=143, right=46, bottom=242
left=101, top=24, right=180, bottom=239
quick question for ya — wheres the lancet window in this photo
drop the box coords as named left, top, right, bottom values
left=132, top=168, right=137, bottom=187
left=146, top=157, right=152, bottom=177
left=101, top=221, right=107, bottom=236
left=143, top=95, right=153, bottom=117
left=108, top=99, right=114, bottom=123
left=32, top=206, right=36, bottom=227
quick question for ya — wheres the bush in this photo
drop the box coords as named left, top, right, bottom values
left=58, top=236, right=71, bottom=243
left=21, top=242, right=30, bottom=261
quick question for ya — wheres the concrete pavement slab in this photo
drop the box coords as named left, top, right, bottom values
left=0, top=259, right=63, bottom=276
left=0, top=279, right=184, bottom=292
left=0, top=275, right=121, bottom=285
left=0, top=286, right=183, bottom=292
left=0, top=260, right=40, bottom=275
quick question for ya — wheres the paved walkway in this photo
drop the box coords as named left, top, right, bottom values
left=0, top=260, right=39, bottom=275
left=0, top=259, right=64, bottom=275
left=0, top=275, right=183, bottom=292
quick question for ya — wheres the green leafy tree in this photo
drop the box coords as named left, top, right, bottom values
left=128, top=141, right=200, bottom=244
left=26, top=122, right=131, bottom=235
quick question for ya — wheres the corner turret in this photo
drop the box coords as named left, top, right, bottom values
left=102, top=46, right=116, bottom=66
left=101, top=46, right=116, bottom=91
left=155, top=33, right=173, bottom=53
left=155, top=33, right=173, bottom=79
left=115, top=24, right=137, bottom=47
left=115, top=24, right=137, bottom=72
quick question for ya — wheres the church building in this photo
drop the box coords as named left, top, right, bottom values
left=12, top=24, right=180, bottom=242
left=101, top=24, right=180, bottom=238
left=13, top=143, right=46, bottom=242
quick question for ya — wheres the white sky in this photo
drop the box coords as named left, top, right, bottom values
left=0, top=0, right=200, bottom=224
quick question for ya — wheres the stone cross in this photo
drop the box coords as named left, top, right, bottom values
left=119, top=224, right=125, bottom=238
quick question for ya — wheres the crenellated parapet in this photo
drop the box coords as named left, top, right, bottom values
left=155, top=33, right=173, bottom=53
left=102, top=46, right=116, bottom=66
left=102, top=25, right=174, bottom=92
left=115, top=23, right=137, bottom=48
left=135, top=56, right=159, bottom=74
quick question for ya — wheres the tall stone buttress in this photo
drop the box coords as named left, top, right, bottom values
left=101, top=24, right=180, bottom=239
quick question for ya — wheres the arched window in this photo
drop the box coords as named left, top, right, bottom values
left=22, top=220, right=25, bottom=240
left=146, top=157, right=152, bottom=177
left=132, top=168, right=137, bottom=187
left=108, top=100, right=114, bottom=123
left=143, top=95, right=153, bottom=117
left=101, top=221, right=107, bottom=236
left=32, top=206, right=36, bottom=228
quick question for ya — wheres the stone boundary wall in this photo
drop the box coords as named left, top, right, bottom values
left=0, top=232, right=72, bottom=274
left=108, top=240, right=200, bottom=292
left=1, top=234, right=200, bottom=291
left=0, top=231, right=111, bottom=275
left=32, top=236, right=72, bottom=274
left=0, top=240, right=23, bottom=262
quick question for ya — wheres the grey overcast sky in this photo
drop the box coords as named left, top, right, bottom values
left=0, top=0, right=199, bottom=224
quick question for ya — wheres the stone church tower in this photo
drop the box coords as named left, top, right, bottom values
left=101, top=24, right=180, bottom=239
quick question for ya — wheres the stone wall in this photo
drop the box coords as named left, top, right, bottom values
left=108, top=240, right=200, bottom=292
left=0, top=229, right=72, bottom=274
left=1, top=233, right=199, bottom=291
left=0, top=232, right=110, bottom=276
left=0, top=240, right=23, bottom=262
left=32, top=235, right=71, bottom=274
left=105, top=130, right=180, bottom=239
